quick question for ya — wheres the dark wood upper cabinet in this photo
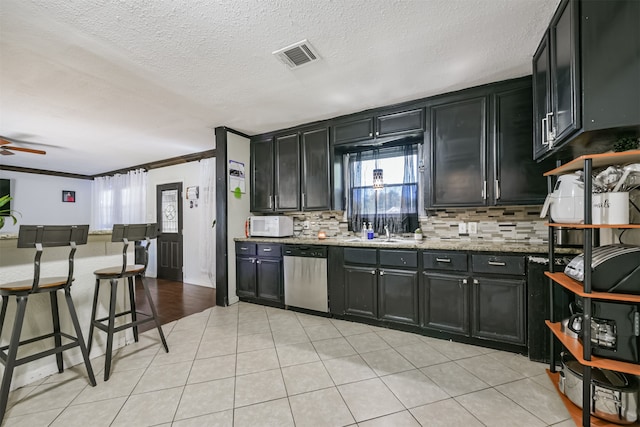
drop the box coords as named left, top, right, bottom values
left=533, top=0, right=580, bottom=159
left=250, top=138, right=275, bottom=212
left=493, top=85, right=552, bottom=205
left=533, top=0, right=640, bottom=160
left=301, top=128, right=331, bottom=211
left=430, top=97, right=487, bottom=207
left=274, top=133, right=300, bottom=211
left=376, top=108, right=424, bottom=138
left=333, top=107, right=425, bottom=146
left=333, top=117, right=375, bottom=145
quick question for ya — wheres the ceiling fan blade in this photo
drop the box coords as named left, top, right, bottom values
left=3, top=146, right=46, bottom=155
left=0, top=138, right=11, bottom=146
left=0, top=149, right=15, bottom=155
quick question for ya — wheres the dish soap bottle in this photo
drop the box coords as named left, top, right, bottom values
left=367, top=222, right=374, bottom=240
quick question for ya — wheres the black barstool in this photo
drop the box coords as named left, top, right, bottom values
left=87, top=223, right=168, bottom=381
left=0, top=225, right=97, bottom=423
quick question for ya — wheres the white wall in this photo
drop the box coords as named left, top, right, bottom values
left=0, top=170, right=92, bottom=234
left=226, top=132, right=251, bottom=304
left=146, top=162, right=215, bottom=287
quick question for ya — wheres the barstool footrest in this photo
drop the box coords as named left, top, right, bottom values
left=0, top=336, right=82, bottom=367
left=92, top=311, right=157, bottom=334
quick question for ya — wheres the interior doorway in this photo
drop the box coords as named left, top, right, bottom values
left=156, top=182, right=183, bottom=281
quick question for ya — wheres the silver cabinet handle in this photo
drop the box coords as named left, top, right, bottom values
left=369, top=132, right=373, bottom=137
left=256, top=260, right=262, bottom=264
left=473, top=279, right=479, bottom=285
left=462, top=279, right=468, bottom=285
left=240, top=247, right=248, bottom=251
left=250, top=258, right=255, bottom=264
left=262, top=248, right=272, bottom=252
left=376, top=131, right=379, bottom=136
left=482, top=181, right=487, bottom=200
left=488, top=261, right=506, bottom=266
left=269, top=195, right=273, bottom=209
left=379, top=270, right=385, bottom=276
left=435, top=258, right=451, bottom=263
left=495, top=180, right=500, bottom=200
left=371, top=270, right=376, bottom=275
left=302, top=193, right=306, bottom=208
left=541, top=117, right=549, bottom=146
left=546, top=112, right=555, bottom=140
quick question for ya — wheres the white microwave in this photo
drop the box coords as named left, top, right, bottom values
left=249, top=216, right=294, bottom=237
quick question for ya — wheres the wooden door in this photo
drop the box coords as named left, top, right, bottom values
left=156, top=182, right=183, bottom=281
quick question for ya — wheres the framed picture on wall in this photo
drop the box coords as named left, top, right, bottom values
left=62, top=190, right=75, bottom=203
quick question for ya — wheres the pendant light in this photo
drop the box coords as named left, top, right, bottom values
left=373, top=168, right=384, bottom=190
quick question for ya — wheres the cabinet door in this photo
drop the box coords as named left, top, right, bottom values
left=378, top=268, right=419, bottom=325
left=376, top=108, right=424, bottom=137
left=344, top=265, right=378, bottom=318
left=549, top=0, right=580, bottom=146
left=333, top=117, right=374, bottom=145
left=421, top=272, right=469, bottom=335
left=236, top=257, right=257, bottom=298
left=471, top=276, right=525, bottom=345
left=532, top=33, right=551, bottom=160
left=250, top=139, right=274, bottom=212
left=494, top=86, right=551, bottom=205
left=301, top=127, right=331, bottom=210
left=256, top=258, right=282, bottom=302
left=430, top=97, right=487, bottom=207
left=274, top=133, right=300, bottom=211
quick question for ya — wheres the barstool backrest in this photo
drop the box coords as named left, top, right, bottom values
left=111, top=223, right=157, bottom=275
left=17, top=224, right=89, bottom=293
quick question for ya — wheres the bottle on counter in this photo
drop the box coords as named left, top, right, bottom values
left=367, top=222, right=374, bottom=240
left=361, top=225, right=367, bottom=240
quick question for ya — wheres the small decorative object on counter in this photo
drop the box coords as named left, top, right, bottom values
left=317, top=230, right=326, bottom=240
left=414, top=228, right=423, bottom=241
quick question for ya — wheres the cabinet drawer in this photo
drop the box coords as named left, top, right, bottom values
left=376, top=108, right=424, bottom=137
left=333, top=117, right=374, bottom=145
left=257, top=244, right=281, bottom=258
left=344, top=248, right=377, bottom=265
left=423, top=252, right=467, bottom=271
left=379, top=249, right=417, bottom=268
left=236, top=242, right=256, bottom=256
left=471, top=254, right=525, bottom=276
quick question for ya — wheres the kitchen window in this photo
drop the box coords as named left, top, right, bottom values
left=346, top=144, right=419, bottom=234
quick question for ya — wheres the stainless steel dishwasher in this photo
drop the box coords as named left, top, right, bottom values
left=283, top=245, right=328, bottom=312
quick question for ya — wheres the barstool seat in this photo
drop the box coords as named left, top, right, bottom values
left=0, top=225, right=96, bottom=424
left=87, top=223, right=168, bottom=381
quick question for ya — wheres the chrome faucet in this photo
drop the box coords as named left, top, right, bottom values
left=384, top=225, right=390, bottom=241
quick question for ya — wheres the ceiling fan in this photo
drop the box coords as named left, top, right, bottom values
left=0, top=137, right=47, bottom=156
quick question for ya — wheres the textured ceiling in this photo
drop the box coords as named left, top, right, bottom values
left=0, top=0, right=560, bottom=175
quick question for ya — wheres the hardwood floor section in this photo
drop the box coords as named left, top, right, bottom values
left=135, top=277, right=216, bottom=333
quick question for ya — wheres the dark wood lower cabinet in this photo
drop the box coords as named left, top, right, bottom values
left=471, top=276, right=526, bottom=345
left=237, top=257, right=257, bottom=298
left=378, top=269, right=419, bottom=325
left=344, top=265, right=378, bottom=318
left=421, top=272, right=469, bottom=335
left=256, top=258, right=282, bottom=302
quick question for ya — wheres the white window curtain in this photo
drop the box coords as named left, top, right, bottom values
left=91, top=169, right=147, bottom=230
left=199, top=158, right=216, bottom=284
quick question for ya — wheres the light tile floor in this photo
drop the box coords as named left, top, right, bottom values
left=2, top=302, right=573, bottom=427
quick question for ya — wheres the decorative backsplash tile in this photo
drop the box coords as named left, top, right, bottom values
left=280, top=206, right=547, bottom=243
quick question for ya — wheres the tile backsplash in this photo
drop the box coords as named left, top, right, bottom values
left=281, top=206, right=547, bottom=243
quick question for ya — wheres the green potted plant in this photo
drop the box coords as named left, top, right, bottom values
left=0, top=195, right=20, bottom=230
left=613, top=137, right=640, bottom=152
left=414, top=227, right=423, bottom=241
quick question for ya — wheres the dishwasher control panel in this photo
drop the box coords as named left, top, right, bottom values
left=283, top=245, right=327, bottom=258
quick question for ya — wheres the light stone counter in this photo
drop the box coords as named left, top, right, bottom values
left=234, top=236, right=580, bottom=255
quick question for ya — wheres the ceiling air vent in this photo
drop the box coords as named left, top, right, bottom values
left=273, top=39, right=320, bottom=68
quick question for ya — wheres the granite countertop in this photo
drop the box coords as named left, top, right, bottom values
left=235, top=236, right=581, bottom=254
left=0, top=230, right=112, bottom=240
